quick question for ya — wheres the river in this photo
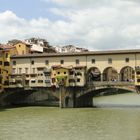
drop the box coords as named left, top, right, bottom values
left=1, top=93, right=140, bottom=140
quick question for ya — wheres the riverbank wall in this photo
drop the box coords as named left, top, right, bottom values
left=0, top=88, right=60, bottom=107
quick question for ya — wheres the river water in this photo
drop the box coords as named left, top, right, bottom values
left=1, top=93, right=140, bottom=140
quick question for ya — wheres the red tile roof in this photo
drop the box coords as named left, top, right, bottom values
left=0, top=44, right=15, bottom=50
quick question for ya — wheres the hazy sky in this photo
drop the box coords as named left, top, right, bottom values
left=0, top=0, right=140, bottom=50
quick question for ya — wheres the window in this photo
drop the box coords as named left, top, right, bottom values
left=92, top=59, right=95, bottom=64
left=0, top=61, right=2, bottom=65
left=76, top=72, right=82, bottom=76
left=77, top=79, right=81, bottom=82
left=12, top=68, right=16, bottom=74
left=137, top=71, right=140, bottom=75
left=19, top=68, right=22, bottom=74
left=57, top=72, right=60, bottom=74
left=125, top=58, right=129, bottom=63
left=32, top=68, right=35, bottom=74
left=31, top=60, right=34, bottom=65
left=0, top=69, right=1, bottom=74
left=108, top=58, right=112, bottom=64
left=64, top=72, right=66, bottom=74
left=137, top=79, right=140, bottom=83
left=5, top=53, right=8, bottom=58
left=38, top=80, right=43, bottom=83
left=4, top=62, right=9, bottom=66
left=45, top=60, right=49, bottom=65
left=45, top=80, right=51, bottom=83
left=70, top=71, right=74, bottom=75
left=60, top=60, right=64, bottom=64
left=13, top=61, right=16, bottom=65
left=69, top=79, right=75, bottom=83
left=76, top=59, right=79, bottom=65
left=30, top=74, right=36, bottom=78
left=25, top=68, right=28, bottom=74
left=31, top=80, right=36, bottom=83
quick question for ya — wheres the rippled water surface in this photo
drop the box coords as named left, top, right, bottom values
left=1, top=106, right=140, bottom=140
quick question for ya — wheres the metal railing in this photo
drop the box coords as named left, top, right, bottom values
left=88, top=81, right=135, bottom=86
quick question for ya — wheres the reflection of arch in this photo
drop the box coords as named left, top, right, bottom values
left=103, top=67, right=118, bottom=81
left=65, top=96, right=70, bottom=107
left=120, top=66, right=135, bottom=82
left=87, top=67, right=101, bottom=82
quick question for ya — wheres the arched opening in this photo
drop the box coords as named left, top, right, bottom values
left=120, top=66, right=135, bottom=82
left=103, top=67, right=118, bottom=81
left=87, top=67, right=101, bottom=82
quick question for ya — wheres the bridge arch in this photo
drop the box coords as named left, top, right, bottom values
left=120, top=66, right=135, bottom=82
left=87, top=67, right=101, bottom=82
left=103, top=67, right=118, bottom=81
left=76, top=86, right=137, bottom=107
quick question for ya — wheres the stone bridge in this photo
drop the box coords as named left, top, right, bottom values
left=63, top=81, right=139, bottom=108
left=0, top=81, right=139, bottom=108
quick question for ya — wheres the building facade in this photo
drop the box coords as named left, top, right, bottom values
left=9, top=49, right=140, bottom=89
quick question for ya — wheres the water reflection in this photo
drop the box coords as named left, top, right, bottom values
left=0, top=106, right=140, bottom=140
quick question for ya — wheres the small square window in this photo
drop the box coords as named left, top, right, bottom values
left=125, top=58, right=129, bottom=63
left=70, top=71, right=74, bottom=75
left=45, top=60, right=49, bottom=65
left=13, top=61, right=16, bottom=65
left=4, top=62, right=9, bottom=66
left=31, top=60, right=34, bottom=65
left=64, top=72, right=66, bottom=74
left=0, top=61, right=2, bottom=65
left=57, top=72, right=60, bottom=74
left=38, top=80, right=43, bottom=83
left=60, top=60, right=64, bottom=64
left=108, top=58, right=112, bottom=64
left=31, top=80, right=36, bottom=83
left=92, top=59, right=95, bottom=64
left=76, top=59, right=79, bottom=65
left=5, top=53, right=8, bottom=58
left=77, top=79, right=80, bottom=82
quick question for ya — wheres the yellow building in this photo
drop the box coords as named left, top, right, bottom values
left=0, top=49, right=4, bottom=90
left=51, top=65, right=71, bottom=87
left=14, top=42, right=31, bottom=55
left=0, top=42, right=31, bottom=90
left=0, top=45, right=16, bottom=89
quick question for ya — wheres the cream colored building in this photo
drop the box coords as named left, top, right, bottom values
left=9, top=49, right=140, bottom=88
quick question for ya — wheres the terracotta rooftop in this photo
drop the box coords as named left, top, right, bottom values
left=11, top=49, right=140, bottom=58
left=0, top=44, right=15, bottom=50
